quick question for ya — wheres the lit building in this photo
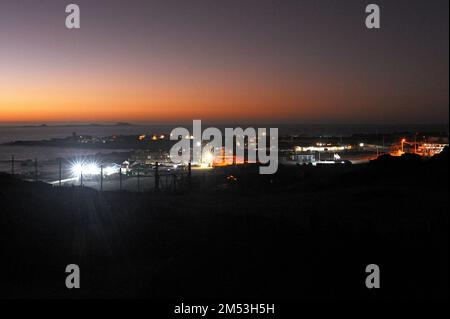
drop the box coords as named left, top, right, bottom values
left=280, top=153, right=316, bottom=165
left=417, top=143, right=448, bottom=157
left=130, top=150, right=170, bottom=165
left=294, top=145, right=352, bottom=152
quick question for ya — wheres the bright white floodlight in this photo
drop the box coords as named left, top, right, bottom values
left=204, top=152, right=214, bottom=164
left=104, top=164, right=120, bottom=176
left=71, top=162, right=84, bottom=177
left=85, top=163, right=101, bottom=175
left=70, top=160, right=101, bottom=178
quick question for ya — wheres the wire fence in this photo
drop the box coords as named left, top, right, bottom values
left=1, top=155, right=193, bottom=193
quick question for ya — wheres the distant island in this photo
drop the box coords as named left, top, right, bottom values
left=3, top=133, right=173, bottom=151
left=5, top=122, right=134, bottom=128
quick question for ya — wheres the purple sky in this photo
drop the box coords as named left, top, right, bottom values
left=0, top=0, right=448, bottom=124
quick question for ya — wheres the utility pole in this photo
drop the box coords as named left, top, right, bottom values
left=233, top=136, right=236, bottom=166
left=414, top=134, right=417, bottom=154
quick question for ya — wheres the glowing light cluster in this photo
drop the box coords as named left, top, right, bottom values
left=70, top=160, right=120, bottom=178
left=71, top=161, right=101, bottom=178
left=104, top=165, right=119, bottom=176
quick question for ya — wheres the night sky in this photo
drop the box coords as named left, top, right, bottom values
left=0, top=0, right=448, bottom=124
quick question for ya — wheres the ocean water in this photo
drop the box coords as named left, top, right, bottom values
left=0, top=125, right=173, bottom=144
left=0, top=123, right=448, bottom=144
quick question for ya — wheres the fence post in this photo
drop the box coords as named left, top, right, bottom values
left=188, top=162, right=192, bottom=187
left=137, top=167, right=140, bottom=192
left=11, top=155, right=15, bottom=175
left=155, top=162, right=160, bottom=193
left=59, top=158, right=62, bottom=187
left=34, top=158, right=38, bottom=182
left=100, top=165, right=103, bottom=191
left=119, top=165, right=122, bottom=191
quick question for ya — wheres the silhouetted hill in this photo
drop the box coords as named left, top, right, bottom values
left=0, top=155, right=448, bottom=299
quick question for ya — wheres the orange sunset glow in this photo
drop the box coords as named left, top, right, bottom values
left=0, top=0, right=448, bottom=124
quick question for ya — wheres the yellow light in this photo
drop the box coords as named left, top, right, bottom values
left=204, top=152, right=214, bottom=164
